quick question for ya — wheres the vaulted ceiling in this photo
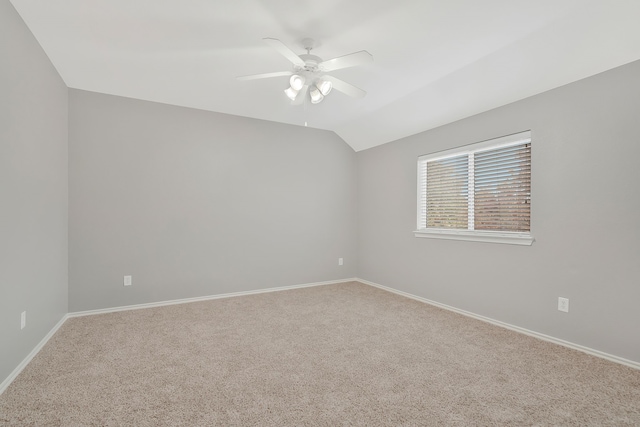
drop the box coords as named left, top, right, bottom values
left=10, top=0, right=640, bottom=151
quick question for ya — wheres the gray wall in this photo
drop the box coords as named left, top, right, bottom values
left=357, top=59, right=640, bottom=363
left=68, top=90, right=357, bottom=312
left=0, top=1, right=68, bottom=384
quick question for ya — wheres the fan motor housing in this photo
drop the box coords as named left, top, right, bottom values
left=297, top=54, right=323, bottom=73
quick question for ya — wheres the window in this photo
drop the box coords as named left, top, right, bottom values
left=415, top=131, right=533, bottom=245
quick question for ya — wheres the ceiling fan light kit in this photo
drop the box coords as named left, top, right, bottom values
left=284, top=86, right=299, bottom=101
left=309, top=86, right=324, bottom=104
left=289, top=74, right=305, bottom=90
left=317, top=79, right=332, bottom=96
left=238, top=38, right=372, bottom=106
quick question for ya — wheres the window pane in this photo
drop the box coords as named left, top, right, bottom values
left=426, top=155, right=468, bottom=229
left=473, top=143, right=531, bottom=232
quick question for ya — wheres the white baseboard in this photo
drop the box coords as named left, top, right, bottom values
left=0, top=277, right=356, bottom=396
left=0, top=314, right=70, bottom=395
left=68, top=278, right=358, bottom=318
left=357, top=278, right=640, bottom=371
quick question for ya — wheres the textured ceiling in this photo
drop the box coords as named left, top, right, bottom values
left=10, top=0, right=640, bottom=151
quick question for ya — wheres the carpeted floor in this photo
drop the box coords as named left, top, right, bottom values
left=1, top=281, right=639, bottom=426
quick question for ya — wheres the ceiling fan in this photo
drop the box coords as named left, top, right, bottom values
left=237, top=38, right=373, bottom=105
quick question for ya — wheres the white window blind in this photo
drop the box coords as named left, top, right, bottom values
left=474, top=143, right=531, bottom=232
left=416, top=131, right=532, bottom=245
left=424, top=154, right=469, bottom=229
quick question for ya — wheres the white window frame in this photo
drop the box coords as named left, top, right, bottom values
left=415, top=131, right=534, bottom=246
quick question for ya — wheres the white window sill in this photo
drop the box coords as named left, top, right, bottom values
left=414, top=229, right=534, bottom=246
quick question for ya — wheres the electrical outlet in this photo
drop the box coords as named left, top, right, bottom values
left=338, top=258, right=344, bottom=266
left=558, top=297, right=569, bottom=313
left=21, top=311, right=26, bottom=329
left=124, top=275, right=132, bottom=286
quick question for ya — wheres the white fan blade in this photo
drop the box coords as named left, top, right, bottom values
left=263, top=38, right=305, bottom=67
left=319, top=50, right=373, bottom=72
left=236, top=71, right=291, bottom=81
left=323, top=76, right=367, bottom=98
left=292, top=85, right=309, bottom=105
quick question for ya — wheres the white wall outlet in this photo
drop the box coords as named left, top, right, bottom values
left=124, top=275, right=132, bottom=286
left=338, top=258, right=344, bottom=266
left=21, top=311, right=26, bottom=329
left=558, top=297, right=569, bottom=313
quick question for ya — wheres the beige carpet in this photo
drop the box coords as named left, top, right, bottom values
left=1, top=282, right=639, bottom=426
